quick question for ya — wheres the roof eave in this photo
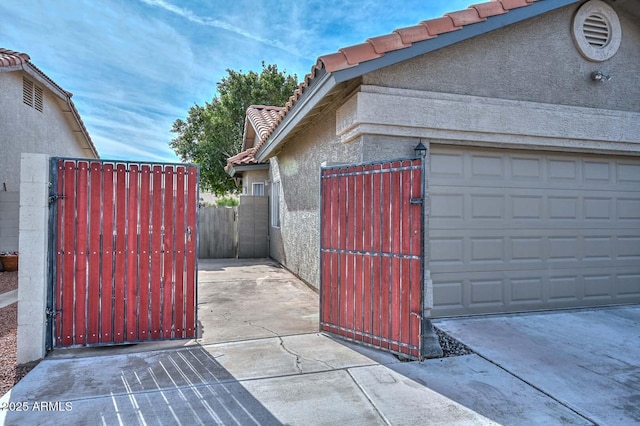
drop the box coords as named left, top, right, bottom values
left=256, top=70, right=336, bottom=162
left=227, top=162, right=269, bottom=177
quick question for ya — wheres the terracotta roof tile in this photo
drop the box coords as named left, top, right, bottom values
left=340, top=43, right=383, bottom=65
left=420, top=16, right=462, bottom=35
left=317, top=53, right=355, bottom=73
left=496, top=0, right=536, bottom=10
left=470, top=2, right=508, bottom=18
left=0, top=48, right=30, bottom=67
left=394, top=25, right=436, bottom=44
left=225, top=147, right=260, bottom=171
left=250, top=0, right=543, bottom=156
left=246, top=105, right=283, bottom=142
left=446, top=8, right=485, bottom=26
left=367, top=33, right=410, bottom=54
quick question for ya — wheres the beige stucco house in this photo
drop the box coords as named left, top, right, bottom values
left=229, top=0, right=640, bottom=331
left=0, top=48, right=98, bottom=255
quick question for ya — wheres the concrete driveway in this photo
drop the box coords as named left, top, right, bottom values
left=1, top=258, right=638, bottom=425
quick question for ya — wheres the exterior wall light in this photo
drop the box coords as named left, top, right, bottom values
left=414, top=141, right=427, bottom=158
left=591, top=71, right=611, bottom=82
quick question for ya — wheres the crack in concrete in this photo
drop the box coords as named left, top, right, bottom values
left=243, top=321, right=338, bottom=372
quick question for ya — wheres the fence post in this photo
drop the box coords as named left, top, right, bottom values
left=17, top=153, right=50, bottom=364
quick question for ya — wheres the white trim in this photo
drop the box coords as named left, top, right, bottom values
left=336, top=86, right=640, bottom=155
left=252, top=182, right=265, bottom=196
left=270, top=181, right=281, bottom=228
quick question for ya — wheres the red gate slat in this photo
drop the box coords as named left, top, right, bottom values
left=371, top=163, right=382, bottom=348
left=87, top=162, right=102, bottom=344
left=138, top=165, right=152, bottom=340
left=126, top=165, right=139, bottom=341
left=328, top=168, right=340, bottom=334
left=345, top=166, right=356, bottom=339
left=74, top=162, right=89, bottom=345
left=61, top=161, right=77, bottom=347
left=362, top=165, right=373, bottom=344
left=410, top=162, right=423, bottom=355
left=162, top=166, right=175, bottom=339
left=100, top=163, right=114, bottom=344
left=400, top=161, right=413, bottom=355
left=113, top=164, right=127, bottom=343
left=185, top=166, right=198, bottom=338
left=173, top=167, right=186, bottom=338
left=54, top=160, right=64, bottom=347
left=150, top=165, right=163, bottom=340
left=320, top=170, right=329, bottom=331
left=390, top=162, right=402, bottom=353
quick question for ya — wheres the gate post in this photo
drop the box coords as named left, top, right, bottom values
left=419, top=147, right=443, bottom=359
left=17, top=153, right=50, bottom=364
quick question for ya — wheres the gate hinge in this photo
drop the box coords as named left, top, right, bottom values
left=46, top=308, right=61, bottom=317
left=49, top=194, right=66, bottom=204
left=410, top=198, right=423, bottom=205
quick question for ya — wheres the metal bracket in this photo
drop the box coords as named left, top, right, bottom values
left=48, top=194, right=66, bottom=204
left=410, top=198, right=423, bottom=205
left=410, top=312, right=424, bottom=362
left=46, top=308, right=61, bottom=317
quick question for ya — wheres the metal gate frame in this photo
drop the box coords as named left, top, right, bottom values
left=47, top=157, right=199, bottom=349
left=319, top=157, right=425, bottom=360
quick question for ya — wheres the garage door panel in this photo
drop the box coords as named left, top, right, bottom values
left=433, top=266, right=640, bottom=316
left=430, top=146, right=640, bottom=316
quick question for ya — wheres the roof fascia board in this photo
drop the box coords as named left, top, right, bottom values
left=227, top=163, right=269, bottom=177
left=332, top=0, right=580, bottom=83
left=256, top=70, right=335, bottom=161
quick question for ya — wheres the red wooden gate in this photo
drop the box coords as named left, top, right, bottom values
left=48, top=158, right=198, bottom=348
left=320, top=158, right=424, bottom=360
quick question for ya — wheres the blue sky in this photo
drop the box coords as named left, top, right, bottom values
left=1, top=0, right=475, bottom=163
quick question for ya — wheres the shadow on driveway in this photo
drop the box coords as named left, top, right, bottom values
left=1, top=344, right=281, bottom=425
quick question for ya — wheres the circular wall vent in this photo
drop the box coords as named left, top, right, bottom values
left=572, top=0, right=621, bottom=62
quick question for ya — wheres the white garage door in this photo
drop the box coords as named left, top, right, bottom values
left=429, top=146, right=640, bottom=317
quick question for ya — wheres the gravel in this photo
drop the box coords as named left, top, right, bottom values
left=435, top=327, right=474, bottom=357
left=0, top=272, right=38, bottom=397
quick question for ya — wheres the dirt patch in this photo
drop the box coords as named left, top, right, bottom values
left=0, top=271, right=18, bottom=294
left=0, top=273, right=38, bottom=397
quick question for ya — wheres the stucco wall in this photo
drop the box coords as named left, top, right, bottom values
left=0, top=192, right=19, bottom=253
left=0, top=71, right=94, bottom=252
left=242, top=169, right=269, bottom=195
left=269, top=106, right=362, bottom=288
left=364, top=3, right=640, bottom=113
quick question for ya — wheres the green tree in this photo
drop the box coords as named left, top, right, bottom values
left=170, top=63, right=299, bottom=195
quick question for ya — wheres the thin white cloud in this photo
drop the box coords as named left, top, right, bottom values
left=138, top=0, right=305, bottom=57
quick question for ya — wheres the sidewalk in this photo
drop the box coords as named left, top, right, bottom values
left=0, top=289, right=17, bottom=309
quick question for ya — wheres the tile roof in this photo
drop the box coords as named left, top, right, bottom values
left=0, top=47, right=99, bottom=158
left=227, top=105, right=282, bottom=171
left=0, top=48, right=30, bottom=67
left=252, top=0, right=541, bottom=154
left=246, top=105, right=283, bottom=142
left=225, top=147, right=258, bottom=171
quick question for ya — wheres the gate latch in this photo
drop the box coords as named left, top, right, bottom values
left=410, top=198, right=423, bottom=205
left=48, top=194, right=66, bottom=204
left=46, top=308, right=61, bottom=317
